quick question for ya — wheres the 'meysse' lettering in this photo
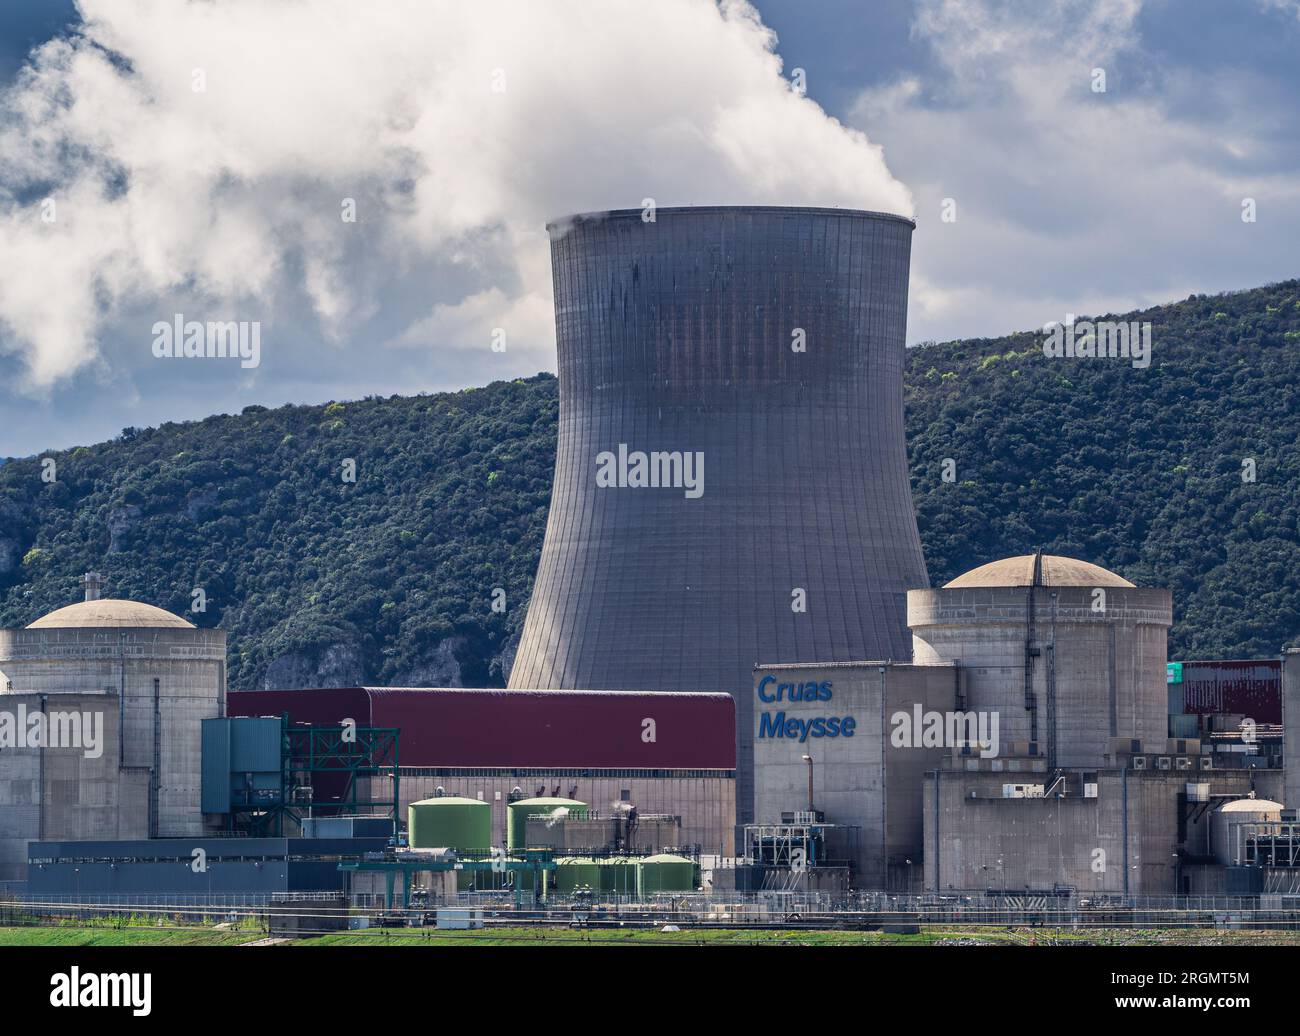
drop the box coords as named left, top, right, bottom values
left=755, top=675, right=855, bottom=741
left=758, top=711, right=856, bottom=742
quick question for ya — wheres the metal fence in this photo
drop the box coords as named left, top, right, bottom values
left=8, top=886, right=1300, bottom=931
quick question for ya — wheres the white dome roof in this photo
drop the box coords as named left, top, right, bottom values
left=1217, top=797, right=1284, bottom=814
left=945, top=554, right=1135, bottom=589
left=27, top=599, right=195, bottom=630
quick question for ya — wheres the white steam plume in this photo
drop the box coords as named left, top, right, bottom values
left=0, top=0, right=912, bottom=391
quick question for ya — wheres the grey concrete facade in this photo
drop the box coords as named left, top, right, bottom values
left=1284, top=647, right=1300, bottom=810
left=0, top=623, right=226, bottom=882
left=909, top=584, right=1172, bottom=769
left=751, top=661, right=952, bottom=889
left=510, top=207, right=930, bottom=825
left=924, top=764, right=1284, bottom=895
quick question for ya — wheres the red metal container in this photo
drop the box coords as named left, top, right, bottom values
left=1175, top=660, right=1281, bottom=724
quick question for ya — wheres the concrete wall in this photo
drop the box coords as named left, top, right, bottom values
left=909, top=586, right=1171, bottom=769
left=0, top=692, right=150, bottom=882
left=1284, top=648, right=1300, bottom=810
left=924, top=766, right=1284, bottom=895
left=884, top=664, right=962, bottom=883
left=751, top=661, right=953, bottom=889
left=0, top=626, right=226, bottom=881
left=364, top=771, right=735, bottom=856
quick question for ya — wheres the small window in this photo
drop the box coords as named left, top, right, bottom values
left=620, top=789, right=631, bottom=802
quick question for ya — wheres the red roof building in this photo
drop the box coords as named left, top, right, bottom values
left=227, top=687, right=738, bottom=855
left=227, top=686, right=736, bottom=770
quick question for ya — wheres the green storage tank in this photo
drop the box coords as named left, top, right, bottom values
left=554, top=856, right=602, bottom=892
left=407, top=796, right=492, bottom=851
left=506, top=797, right=588, bottom=849
left=636, top=853, right=696, bottom=895
left=599, top=857, right=638, bottom=895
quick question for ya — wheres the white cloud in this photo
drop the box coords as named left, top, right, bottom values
left=0, top=0, right=912, bottom=392
left=855, top=0, right=1300, bottom=343
left=1261, top=0, right=1300, bottom=20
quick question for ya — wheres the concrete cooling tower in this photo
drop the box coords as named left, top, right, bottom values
left=508, top=206, right=929, bottom=820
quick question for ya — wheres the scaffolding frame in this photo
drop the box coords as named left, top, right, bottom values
left=227, top=715, right=400, bottom=838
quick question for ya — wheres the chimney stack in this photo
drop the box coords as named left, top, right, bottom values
left=81, top=572, right=103, bottom=602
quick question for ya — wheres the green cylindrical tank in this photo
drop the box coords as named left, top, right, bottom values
left=554, top=856, right=602, bottom=892
left=636, top=853, right=696, bottom=895
left=599, top=857, right=638, bottom=895
left=506, top=797, right=588, bottom=849
left=407, top=796, right=492, bottom=851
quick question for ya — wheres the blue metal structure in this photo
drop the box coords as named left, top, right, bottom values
left=200, top=715, right=400, bottom=835
left=25, top=837, right=389, bottom=897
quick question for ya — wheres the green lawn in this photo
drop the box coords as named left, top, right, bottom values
left=296, top=925, right=1300, bottom=947
left=0, top=925, right=267, bottom=947
left=4, top=923, right=1298, bottom=948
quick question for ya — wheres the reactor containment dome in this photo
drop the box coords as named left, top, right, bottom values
left=909, top=552, right=1172, bottom=770
left=0, top=574, right=226, bottom=881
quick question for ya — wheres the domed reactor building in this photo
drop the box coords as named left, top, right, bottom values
left=0, top=574, right=226, bottom=881
left=508, top=207, right=929, bottom=820
left=909, top=553, right=1173, bottom=769
left=752, top=552, right=1286, bottom=894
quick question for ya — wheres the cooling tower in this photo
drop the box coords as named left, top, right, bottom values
left=509, top=206, right=929, bottom=820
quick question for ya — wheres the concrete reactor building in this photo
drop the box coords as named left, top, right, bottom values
left=509, top=206, right=929, bottom=821
left=908, top=553, right=1173, bottom=770
left=0, top=574, right=226, bottom=881
left=750, top=553, right=1285, bottom=896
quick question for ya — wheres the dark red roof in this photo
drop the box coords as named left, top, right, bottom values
left=1176, top=660, right=1281, bottom=724
left=227, top=687, right=735, bottom=769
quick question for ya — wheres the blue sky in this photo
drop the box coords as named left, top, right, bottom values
left=1, top=0, right=1297, bottom=457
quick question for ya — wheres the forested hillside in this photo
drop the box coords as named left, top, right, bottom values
left=0, top=379, right=556, bottom=688
left=906, top=279, right=1300, bottom=659
left=2, top=279, right=1297, bottom=687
